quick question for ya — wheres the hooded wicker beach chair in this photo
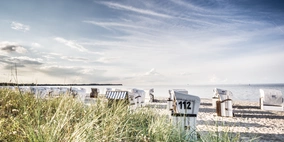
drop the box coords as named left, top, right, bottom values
left=259, top=89, right=284, bottom=111
left=212, top=88, right=234, bottom=117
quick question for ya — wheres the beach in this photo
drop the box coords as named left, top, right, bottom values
left=197, top=98, right=284, bottom=142
left=149, top=97, right=284, bottom=141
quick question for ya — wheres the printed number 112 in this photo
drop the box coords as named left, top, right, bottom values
left=178, top=101, right=191, bottom=109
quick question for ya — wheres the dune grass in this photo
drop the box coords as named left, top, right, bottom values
left=0, top=88, right=188, bottom=141
left=0, top=88, right=242, bottom=142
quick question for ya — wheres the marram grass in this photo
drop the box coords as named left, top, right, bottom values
left=0, top=88, right=242, bottom=142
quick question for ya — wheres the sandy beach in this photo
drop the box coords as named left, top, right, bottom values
left=149, top=97, right=284, bottom=141
left=197, top=98, right=284, bottom=142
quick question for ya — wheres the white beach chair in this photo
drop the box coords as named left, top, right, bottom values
left=59, top=87, right=69, bottom=95
left=144, top=88, right=154, bottom=103
left=50, top=87, right=61, bottom=97
left=30, top=87, right=49, bottom=99
left=213, top=88, right=234, bottom=117
left=2, top=86, right=16, bottom=90
left=18, top=86, right=30, bottom=94
left=70, top=87, right=87, bottom=102
left=167, top=89, right=200, bottom=140
left=129, top=88, right=146, bottom=107
left=259, top=89, right=284, bottom=111
left=105, top=90, right=142, bottom=110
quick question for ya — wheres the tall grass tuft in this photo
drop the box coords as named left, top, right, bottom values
left=198, top=120, right=241, bottom=142
left=0, top=88, right=190, bottom=141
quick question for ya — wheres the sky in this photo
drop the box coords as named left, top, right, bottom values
left=0, top=0, right=284, bottom=85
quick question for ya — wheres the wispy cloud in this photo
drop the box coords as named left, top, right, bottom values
left=10, top=22, right=30, bottom=32
left=11, top=56, right=43, bottom=65
left=99, top=1, right=172, bottom=18
left=0, top=55, right=43, bottom=68
left=54, top=37, right=87, bottom=52
left=169, top=0, right=211, bottom=13
left=83, top=21, right=146, bottom=30
left=54, top=37, right=104, bottom=55
left=61, top=56, right=88, bottom=62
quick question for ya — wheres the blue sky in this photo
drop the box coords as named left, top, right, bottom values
left=0, top=0, right=284, bottom=85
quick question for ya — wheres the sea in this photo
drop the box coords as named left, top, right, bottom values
left=77, top=84, right=284, bottom=102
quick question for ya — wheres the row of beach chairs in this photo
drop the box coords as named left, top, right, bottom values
left=212, top=88, right=284, bottom=117
left=0, top=86, right=155, bottom=108
left=0, top=86, right=87, bottom=100
left=1, top=86, right=283, bottom=113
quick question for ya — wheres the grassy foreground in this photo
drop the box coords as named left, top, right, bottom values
left=0, top=88, right=241, bottom=142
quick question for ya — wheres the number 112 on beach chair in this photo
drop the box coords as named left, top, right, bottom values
left=167, top=89, right=200, bottom=141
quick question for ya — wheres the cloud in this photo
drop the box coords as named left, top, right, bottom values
left=180, top=72, right=193, bottom=76
left=11, top=56, right=43, bottom=65
left=0, top=41, right=27, bottom=54
left=145, top=68, right=160, bottom=76
left=54, top=37, right=103, bottom=54
left=1, top=45, right=18, bottom=52
left=83, top=21, right=146, bottom=30
left=40, top=65, right=83, bottom=76
left=210, top=74, right=219, bottom=83
left=54, top=37, right=87, bottom=52
left=121, top=68, right=168, bottom=85
left=31, top=42, right=41, bottom=48
left=11, top=22, right=30, bottom=32
left=39, top=65, right=118, bottom=83
left=169, top=0, right=211, bottom=13
left=61, top=56, right=88, bottom=62
left=99, top=2, right=172, bottom=18
left=0, top=55, right=43, bottom=69
left=96, top=57, right=120, bottom=63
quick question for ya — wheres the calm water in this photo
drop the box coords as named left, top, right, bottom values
left=80, top=84, right=284, bottom=102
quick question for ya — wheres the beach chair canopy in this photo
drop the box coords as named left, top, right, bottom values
left=106, top=91, right=128, bottom=100
left=213, top=88, right=233, bottom=100
left=260, top=89, right=283, bottom=105
left=172, top=91, right=200, bottom=115
left=169, top=89, right=188, bottom=100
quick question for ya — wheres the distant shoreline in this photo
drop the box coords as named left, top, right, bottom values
left=0, top=83, right=123, bottom=86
